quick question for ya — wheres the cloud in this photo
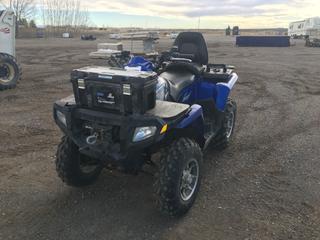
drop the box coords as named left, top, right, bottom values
left=84, top=0, right=293, bottom=18
left=82, top=0, right=320, bottom=27
left=182, top=0, right=290, bottom=17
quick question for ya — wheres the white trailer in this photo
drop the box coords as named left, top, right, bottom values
left=289, top=20, right=306, bottom=38
left=0, top=10, right=21, bottom=90
left=0, top=10, right=15, bottom=56
left=289, top=17, right=320, bottom=38
left=306, top=29, right=320, bottom=47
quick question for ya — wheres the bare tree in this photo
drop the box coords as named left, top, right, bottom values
left=0, top=1, right=9, bottom=9
left=0, top=1, right=6, bottom=8
left=41, top=0, right=89, bottom=35
left=5, top=0, right=36, bottom=21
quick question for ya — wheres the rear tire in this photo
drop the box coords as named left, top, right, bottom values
left=214, top=98, right=237, bottom=150
left=0, top=53, right=21, bottom=90
left=154, top=138, right=203, bottom=217
left=56, top=136, right=103, bottom=187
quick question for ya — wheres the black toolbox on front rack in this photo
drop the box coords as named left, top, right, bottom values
left=71, top=66, right=158, bottom=114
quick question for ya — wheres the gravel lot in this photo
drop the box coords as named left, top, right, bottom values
left=0, top=35, right=319, bottom=240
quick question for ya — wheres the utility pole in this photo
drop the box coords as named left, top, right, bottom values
left=198, top=17, right=201, bottom=31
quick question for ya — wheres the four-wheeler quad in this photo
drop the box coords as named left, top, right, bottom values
left=53, top=32, right=238, bottom=217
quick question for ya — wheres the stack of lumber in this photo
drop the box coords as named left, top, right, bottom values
left=120, top=31, right=159, bottom=40
left=89, top=49, right=121, bottom=59
left=122, top=39, right=156, bottom=54
left=89, top=42, right=123, bottom=59
left=97, top=43, right=123, bottom=51
left=89, top=32, right=159, bottom=58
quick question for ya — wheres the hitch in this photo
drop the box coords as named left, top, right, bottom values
left=86, top=132, right=98, bottom=145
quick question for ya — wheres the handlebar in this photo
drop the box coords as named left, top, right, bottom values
left=171, top=52, right=195, bottom=60
left=170, top=57, right=192, bottom=63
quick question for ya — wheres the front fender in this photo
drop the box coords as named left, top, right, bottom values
left=176, top=104, right=203, bottom=129
left=174, top=104, right=205, bottom=147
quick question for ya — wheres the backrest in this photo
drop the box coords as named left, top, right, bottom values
left=173, top=32, right=209, bottom=65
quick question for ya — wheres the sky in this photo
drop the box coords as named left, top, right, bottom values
left=1, top=0, right=319, bottom=28
left=84, top=0, right=320, bottom=29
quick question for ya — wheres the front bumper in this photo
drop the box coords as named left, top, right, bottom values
left=53, top=99, right=167, bottom=164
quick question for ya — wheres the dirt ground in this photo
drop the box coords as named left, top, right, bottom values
left=0, top=35, right=320, bottom=240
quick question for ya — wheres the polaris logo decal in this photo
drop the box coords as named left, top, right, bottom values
left=98, top=75, right=112, bottom=80
left=0, top=28, right=10, bottom=34
left=97, top=91, right=115, bottom=105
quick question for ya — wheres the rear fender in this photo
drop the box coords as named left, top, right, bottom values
left=216, top=73, right=238, bottom=111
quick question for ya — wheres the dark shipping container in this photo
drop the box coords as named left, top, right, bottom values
left=236, top=36, right=290, bottom=47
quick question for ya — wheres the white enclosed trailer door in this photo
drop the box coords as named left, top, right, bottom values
left=0, top=10, right=15, bottom=57
left=288, top=21, right=307, bottom=37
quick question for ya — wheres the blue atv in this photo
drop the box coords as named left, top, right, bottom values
left=53, top=32, right=238, bottom=217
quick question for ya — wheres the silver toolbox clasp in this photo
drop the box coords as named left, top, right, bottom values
left=78, top=79, right=85, bottom=89
left=123, top=84, right=131, bottom=96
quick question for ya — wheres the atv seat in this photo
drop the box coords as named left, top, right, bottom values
left=161, top=60, right=206, bottom=101
left=173, top=32, right=209, bottom=65
left=164, top=61, right=205, bottom=77
left=160, top=71, right=195, bottom=101
left=160, top=32, right=210, bottom=101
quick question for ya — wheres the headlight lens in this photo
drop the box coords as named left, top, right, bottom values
left=133, top=126, right=157, bottom=142
left=56, top=110, right=67, bottom=126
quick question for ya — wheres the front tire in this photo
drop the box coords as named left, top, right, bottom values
left=154, top=138, right=203, bottom=217
left=0, top=53, right=21, bottom=90
left=56, top=136, right=103, bottom=187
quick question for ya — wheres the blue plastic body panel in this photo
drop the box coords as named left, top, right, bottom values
left=215, top=84, right=231, bottom=111
left=177, top=77, right=235, bottom=112
left=176, top=104, right=205, bottom=140
left=177, top=104, right=203, bottom=129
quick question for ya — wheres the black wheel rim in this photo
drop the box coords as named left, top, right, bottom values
left=226, top=111, right=235, bottom=139
left=180, top=158, right=199, bottom=201
left=0, top=63, right=13, bottom=82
